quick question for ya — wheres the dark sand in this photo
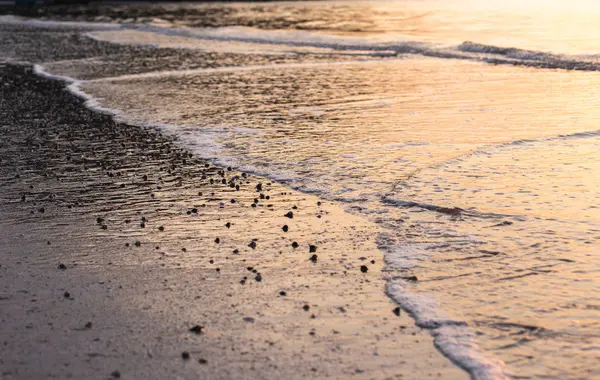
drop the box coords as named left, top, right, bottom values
left=0, top=64, right=466, bottom=379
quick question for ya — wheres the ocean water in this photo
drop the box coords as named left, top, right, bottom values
left=2, top=1, right=600, bottom=378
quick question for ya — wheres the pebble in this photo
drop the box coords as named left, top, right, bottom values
left=182, top=351, right=190, bottom=360
left=303, top=305, right=310, bottom=311
left=63, top=291, right=70, bottom=298
left=309, top=254, right=318, bottom=263
left=58, top=263, right=67, bottom=270
left=284, top=211, right=294, bottom=219
left=291, top=242, right=299, bottom=248
left=360, top=265, right=368, bottom=273
left=393, top=307, right=401, bottom=316
left=198, top=358, right=208, bottom=364
left=255, top=274, right=262, bottom=282
left=309, top=245, right=317, bottom=253
left=282, top=225, right=288, bottom=232
left=215, top=238, right=220, bottom=244
left=248, top=241, right=257, bottom=249
left=158, top=226, right=164, bottom=232
left=279, top=291, right=287, bottom=296
left=189, top=325, right=204, bottom=334
left=110, top=370, right=121, bottom=379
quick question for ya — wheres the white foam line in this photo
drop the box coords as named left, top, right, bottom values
left=387, top=280, right=509, bottom=380
left=0, top=15, right=120, bottom=30
left=34, top=63, right=123, bottom=117
left=87, top=58, right=394, bottom=83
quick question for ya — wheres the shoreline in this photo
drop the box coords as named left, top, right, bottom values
left=0, top=63, right=467, bottom=379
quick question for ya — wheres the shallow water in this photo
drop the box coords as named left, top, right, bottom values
left=2, top=1, right=600, bottom=378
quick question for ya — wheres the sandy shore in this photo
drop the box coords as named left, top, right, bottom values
left=0, top=64, right=466, bottom=379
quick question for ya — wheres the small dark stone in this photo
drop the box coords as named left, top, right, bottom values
left=371, top=260, right=375, bottom=264
left=216, top=268, right=220, bottom=272
left=255, top=274, right=262, bottom=282
left=85, top=321, right=92, bottom=329
left=284, top=211, right=294, bottom=219
left=96, top=217, right=104, bottom=224
left=248, top=241, right=257, bottom=249
left=225, top=222, right=231, bottom=229
left=303, top=305, right=310, bottom=311
left=256, top=183, right=262, bottom=192
left=58, top=263, right=67, bottom=270
left=182, top=351, right=190, bottom=360
left=140, top=222, right=146, bottom=228
left=233, top=249, right=239, bottom=254
left=63, top=292, right=70, bottom=298
left=209, top=259, right=214, bottom=264
left=198, top=358, right=208, bottom=364
left=309, top=254, right=318, bottom=263
left=317, top=201, right=322, bottom=206
left=393, top=307, right=401, bottom=316
left=110, top=370, right=121, bottom=379
left=158, top=226, right=164, bottom=232
left=360, top=265, right=368, bottom=273
left=101, top=225, right=107, bottom=230
left=309, top=245, right=317, bottom=253
left=189, top=325, right=204, bottom=334
left=125, top=243, right=130, bottom=247
left=291, top=242, right=299, bottom=248
left=191, top=208, right=198, bottom=214
left=134, top=241, right=141, bottom=247
left=403, top=275, right=419, bottom=282
left=282, top=225, right=289, bottom=232
left=292, top=206, right=298, bottom=210
left=214, top=238, right=220, bottom=244
left=279, top=291, right=287, bottom=296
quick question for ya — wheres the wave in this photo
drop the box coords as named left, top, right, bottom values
left=5, top=15, right=600, bottom=73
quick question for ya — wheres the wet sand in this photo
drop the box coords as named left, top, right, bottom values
left=0, top=64, right=466, bottom=379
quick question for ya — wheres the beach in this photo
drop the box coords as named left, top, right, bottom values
left=0, top=64, right=466, bottom=379
left=1, top=1, right=600, bottom=379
